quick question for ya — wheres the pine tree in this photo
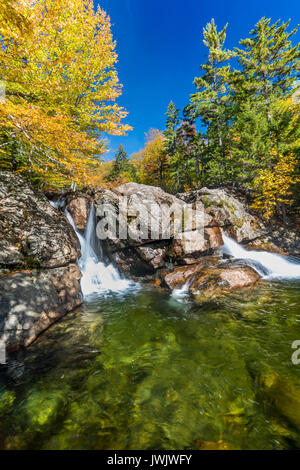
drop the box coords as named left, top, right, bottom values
left=185, top=19, right=233, bottom=184
left=231, top=18, right=300, bottom=218
left=110, top=145, right=131, bottom=180
left=233, top=18, right=299, bottom=123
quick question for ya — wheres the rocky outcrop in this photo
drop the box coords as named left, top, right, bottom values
left=160, top=259, right=260, bottom=299
left=95, top=183, right=221, bottom=277
left=66, top=195, right=91, bottom=231
left=177, top=187, right=265, bottom=243
left=0, top=171, right=82, bottom=351
left=250, top=228, right=300, bottom=258
left=94, top=182, right=290, bottom=282
left=0, top=172, right=80, bottom=270
left=0, top=264, right=81, bottom=350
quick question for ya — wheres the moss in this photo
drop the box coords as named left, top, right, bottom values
left=235, top=218, right=246, bottom=229
left=21, top=253, right=40, bottom=269
left=202, top=195, right=214, bottom=208
left=0, top=390, right=16, bottom=417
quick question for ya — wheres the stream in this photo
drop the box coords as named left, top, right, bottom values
left=0, top=207, right=300, bottom=450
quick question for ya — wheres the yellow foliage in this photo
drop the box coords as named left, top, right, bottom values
left=251, top=150, right=299, bottom=219
left=131, top=129, right=170, bottom=188
left=0, top=0, right=132, bottom=187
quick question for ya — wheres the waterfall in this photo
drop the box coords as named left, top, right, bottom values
left=65, top=204, right=134, bottom=298
left=172, top=282, right=190, bottom=300
left=222, top=234, right=300, bottom=280
left=49, top=198, right=65, bottom=210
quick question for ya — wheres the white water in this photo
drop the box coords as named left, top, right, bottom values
left=65, top=204, right=134, bottom=298
left=49, top=198, right=65, bottom=210
left=222, top=234, right=300, bottom=280
left=171, top=282, right=191, bottom=301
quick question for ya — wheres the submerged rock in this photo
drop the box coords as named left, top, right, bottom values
left=258, top=372, right=300, bottom=431
left=195, top=439, right=231, bottom=450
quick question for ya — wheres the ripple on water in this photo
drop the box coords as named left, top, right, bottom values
left=0, top=282, right=300, bottom=450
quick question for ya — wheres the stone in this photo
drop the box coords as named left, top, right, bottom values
left=0, top=265, right=82, bottom=350
left=0, top=171, right=80, bottom=270
left=160, top=259, right=260, bottom=298
left=177, top=187, right=264, bottom=243
left=0, top=171, right=82, bottom=350
left=66, top=196, right=90, bottom=231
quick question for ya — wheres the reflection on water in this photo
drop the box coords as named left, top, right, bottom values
left=0, top=281, right=300, bottom=450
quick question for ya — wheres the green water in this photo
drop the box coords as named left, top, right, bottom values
left=0, top=281, right=300, bottom=450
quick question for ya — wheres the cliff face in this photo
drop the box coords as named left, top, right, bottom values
left=0, top=172, right=82, bottom=351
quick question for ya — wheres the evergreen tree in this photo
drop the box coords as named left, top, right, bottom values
left=109, top=145, right=133, bottom=180
left=185, top=19, right=233, bottom=184
left=231, top=18, right=300, bottom=217
left=233, top=18, right=299, bottom=122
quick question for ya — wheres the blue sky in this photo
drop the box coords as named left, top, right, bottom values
left=97, top=0, right=300, bottom=160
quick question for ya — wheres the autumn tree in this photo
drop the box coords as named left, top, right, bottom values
left=0, top=0, right=131, bottom=187
left=131, top=130, right=170, bottom=189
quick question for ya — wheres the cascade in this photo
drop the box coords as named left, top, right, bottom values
left=65, top=204, right=134, bottom=297
left=222, top=234, right=300, bottom=280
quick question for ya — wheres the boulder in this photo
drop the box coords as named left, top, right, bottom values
left=243, top=239, right=286, bottom=255
left=94, top=183, right=221, bottom=276
left=160, top=259, right=260, bottom=299
left=0, top=171, right=82, bottom=351
left=66, top=196, right=90, bottom=231
left=0, top=264, right=81, bottom=350
left=189, top=263, right=260, bottom=297
left=256, top=228, right=300, bottom=258
left=0, top=171, right=80, bottom=270
left=170, top=227, right=223, bottom=259
left=111, top=247, right=157, bottom=278
left=177, top=187, right=264, bottom=243
left=95, top=183, right=212, bottom=250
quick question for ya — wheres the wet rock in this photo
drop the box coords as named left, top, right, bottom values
left=160, top=260, right=260, bottom=298
left=111, top=247, right=157, bottom=278
left=66, top=196, right=90, bottom=231
left=243, top=239, right=286, bottom=255
left=136, top=243, right=167, bottom=270
left=190, top=263, right=260, bottom=297
left=161, top=263, right=207, bottom=290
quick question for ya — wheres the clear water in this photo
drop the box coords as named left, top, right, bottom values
left=1, top=281, right=300, bottom=450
